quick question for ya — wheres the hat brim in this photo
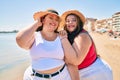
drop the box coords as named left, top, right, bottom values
left=33, top=11, right=60, bottom=21
left=60, top=10, right=86, bottom=27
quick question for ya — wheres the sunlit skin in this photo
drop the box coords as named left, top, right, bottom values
left=65, top=15, right=78, bottom=32
left=42, top=14, right=60, bottom=32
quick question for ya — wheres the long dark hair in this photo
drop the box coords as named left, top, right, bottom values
left=64, top=13, right=84, bottom=44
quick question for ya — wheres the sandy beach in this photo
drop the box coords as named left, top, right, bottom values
left=13, top=32, right=120, bottom=80
left=90, top=32, right=120, bottom=80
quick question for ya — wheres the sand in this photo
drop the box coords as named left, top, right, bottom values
left=14, top=32, right=120, bottom=80
left=90, top=32, right=120, bottom=80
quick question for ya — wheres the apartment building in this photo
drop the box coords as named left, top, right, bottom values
left=85, top=18, right=97, bottom=32
left=112, top=12, right=120, bottom=32
left=85, top=12, right=120, bottom=34
left=95, top=18, right=112, bottom=30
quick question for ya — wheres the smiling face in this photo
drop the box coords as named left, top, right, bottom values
left=42, top=13, right=60, bottom=32
left=65, top=14, right=78, bottom=32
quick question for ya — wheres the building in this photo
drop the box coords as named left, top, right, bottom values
left=84, top=18, right=97, bottom=32
left=112, top=12, right=120, bottom=32
left=95, top=18, right=112, bottom=30
left=84, top=12, right=120, bottom=34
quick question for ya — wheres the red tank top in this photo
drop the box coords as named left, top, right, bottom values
left=78, top=30, right=97, bottom=69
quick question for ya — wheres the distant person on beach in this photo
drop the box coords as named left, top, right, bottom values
left=16, top=9, right=79, bottom=80
left=59, top=10, right=113, bottom=80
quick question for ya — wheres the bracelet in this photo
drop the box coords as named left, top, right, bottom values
left=61, top=36, right=67, bottom=40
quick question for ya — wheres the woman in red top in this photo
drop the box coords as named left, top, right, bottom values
left=59, top=10, right=113, bottom=80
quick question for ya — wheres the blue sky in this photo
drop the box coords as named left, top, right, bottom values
left=0, top=0, right=120, bottom=31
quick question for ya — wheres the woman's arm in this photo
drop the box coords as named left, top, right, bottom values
left=59, top=30, right=80, bottom=80
left=16, top=20, right=42, bottom=50
left=61, top=35, right=91, bottom=80
left=66, top=61, right=80, bottom=80
left=59, top=30, right=91, bottom=80
left=60, top=31, right=91, bottom=65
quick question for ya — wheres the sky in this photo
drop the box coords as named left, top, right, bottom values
left=0, top=0, right=120, bottom=31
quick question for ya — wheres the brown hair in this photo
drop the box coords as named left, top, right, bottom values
left=64, top=13, right=83, bottom=44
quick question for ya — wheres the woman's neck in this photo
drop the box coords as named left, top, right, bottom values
left=41, top=30, right=57, bottom=41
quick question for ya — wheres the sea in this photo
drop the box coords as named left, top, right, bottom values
left=0, top=33, right=30, bottom=80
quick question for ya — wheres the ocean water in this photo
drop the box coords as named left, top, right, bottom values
left=0, top=33, right=30, bottom=80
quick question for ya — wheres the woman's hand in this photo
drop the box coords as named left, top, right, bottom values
left=35, top=17, right=42, bottom=28
left=59, top=30, right=68, bottom=40
left=33, top=12, right=42, bottom=27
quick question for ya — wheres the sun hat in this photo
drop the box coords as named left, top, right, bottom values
left=33, top=9, right=60, bottom=20
left=60, top=10, right=86, bottom=28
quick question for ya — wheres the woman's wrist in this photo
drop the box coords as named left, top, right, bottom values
left=34, top=19, right=42, bottom=28
left=61, top=36, right=67, bottom=40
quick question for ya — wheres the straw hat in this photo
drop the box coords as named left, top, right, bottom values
left=60, top=10, right=86, bottom=28
left=33, top=9, right=60, bottom=20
